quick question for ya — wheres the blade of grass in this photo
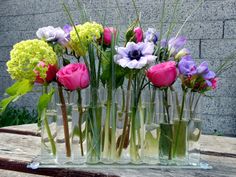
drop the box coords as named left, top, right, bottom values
left=175, top=0, right=204, bottom=38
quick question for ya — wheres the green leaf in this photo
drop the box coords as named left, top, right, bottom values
left=100, top=50, right=128, bottom=88
left=37, top=88, right=55, bottom=118
left=125, top=19, right=139, bottom=43
left=0, top=80, right=33, bottom=114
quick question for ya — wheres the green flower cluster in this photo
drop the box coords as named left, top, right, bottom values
left=7, top=39, right=57, bottom=81
left=70, top=22, right=103, bottom=56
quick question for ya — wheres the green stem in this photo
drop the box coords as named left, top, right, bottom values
left=130, top=105, right=138, bottom=161
left=164, top=88, right=170, bottom=123
left=43, top=110, right=56, bottom=156
left=173, top=90, right=187, bottom=156
left=42, top=86, right=56, bottom=156
left=103, top=88, right=112, bottom=158
left=117, top=74, right=132, bottom=157
left=77, top=89, right=84, bottom=156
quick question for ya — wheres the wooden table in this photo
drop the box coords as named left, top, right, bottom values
left=0, top=124, right=235, bottom=177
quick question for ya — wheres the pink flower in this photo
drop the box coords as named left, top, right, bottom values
left=146, top=61, right=178, bottom=88
left=35, top=61, right=58, bottom=84
left=103, top=27, right=117, bottom=46
left=56, top=63, right=90, bottom=91
left=211, top=78, right=218, bottom=90
left=134, top=27, right=143, bottom=43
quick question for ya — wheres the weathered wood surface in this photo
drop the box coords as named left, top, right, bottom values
left=0, top=124, right=236, bottom=177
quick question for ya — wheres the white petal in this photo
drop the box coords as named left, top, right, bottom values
left=114, top=54, right=122, bottom=63
left=136, top=57, right=147, bottom=68
left=144, top=55, right=157, bottom=63
left=141, top=42, right=154, bottom=55
left=126, top=60, right=138, bottom=69
left=117, top=47, right=128, bottom=57
left=117, top=58, right=130, bottom=68
left=55, top=27, right=66, bottom=39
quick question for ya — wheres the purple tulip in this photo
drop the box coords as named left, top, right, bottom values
left=197, top=61, right=216, bottom=80
left=178, top=55, right=197, bottom=76
left=63, top=24, right=73, bottom=40
left=168, top=36, right=187, bottom=56
left=144, top=28, right=159, bottom=44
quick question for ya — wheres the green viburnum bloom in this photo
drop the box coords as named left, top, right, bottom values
left=7, top=39, right=57, bottom=81
left=69, top=22, right=103, bottom=56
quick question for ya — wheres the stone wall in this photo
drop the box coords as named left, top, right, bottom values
left=0, top=0, right=235, bottom=135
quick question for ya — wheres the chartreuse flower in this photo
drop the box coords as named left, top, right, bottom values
left=7, top=39, right=57, bottom=82
left=69, top=22, right=103, bottom=56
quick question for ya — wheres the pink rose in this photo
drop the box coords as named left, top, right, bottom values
left=35, top=61, right=58, bottom=84
left=134, top=27, right=143, bottom=43
left=146, top=61, right=178, bottom=88
left=103, top=27, right=117, bottom=46
left=56, top=63, right=90, bottom=91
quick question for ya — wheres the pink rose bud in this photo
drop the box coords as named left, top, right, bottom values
left=211, top=78, right=218, bottom=90
left=134, top=27, right=143, bottom=43
left=146, top=61, right=178, bottom=88
left=35, top=61, right=58, bottom=84
left=56, top=63, right=90, bottom=91
left=103, top=27, right=117, bottom=46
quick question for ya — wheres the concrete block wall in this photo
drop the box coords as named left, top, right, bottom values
left=0, top=0, right=235, bottom=135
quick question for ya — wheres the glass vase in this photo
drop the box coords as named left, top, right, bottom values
left=186, top=92, right=202, bottom=166
left=40, top=85, right=57, bottom=165
left=55, top=88, right=75, bottom=164
left=86, top=88, right=104, bottom=164
left=158, top=89, right=175, bottom=163
left=172, top=91, right=188, bottom=163
left=140, top=88, right=160, bottom=164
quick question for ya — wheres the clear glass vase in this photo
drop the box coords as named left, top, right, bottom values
left=157, top=89, right=175, bottom=163
left=40, top=85, right=57, bottom=165
left=55, top=92, right=74, bottom=164
left=140, top=88, right=160, bottom=164
left=186, top=92, right=202, bottom=166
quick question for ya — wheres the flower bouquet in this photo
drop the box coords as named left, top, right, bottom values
left=0, top=0, right=234, bottom=168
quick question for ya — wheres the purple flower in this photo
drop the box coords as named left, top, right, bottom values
left=197, top=61, right=216, bottom=80
left=36, top=26, right=70, bottom=47
left=114, top=42, right=157, bottom=69
left=144, top=28, right=159, bottom=44
left=161, top=39, right=168, bottom=48
left=178, top=55, right=197, bottom=76
left=63, top=24, right=72, bottom=40
left=168, top=36, right=187, bottom=56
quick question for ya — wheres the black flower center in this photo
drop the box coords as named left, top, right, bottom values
left=128, top=50, right=142, bottom=60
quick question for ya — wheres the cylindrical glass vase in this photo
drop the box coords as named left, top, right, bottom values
left=55, top=88, right=75, bottom=164
left=186, top=92, right=202, bottom=166
left=40, top=85, right=57, bottom=165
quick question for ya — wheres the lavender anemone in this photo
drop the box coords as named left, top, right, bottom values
left=114, top=42, right=156, bottom=69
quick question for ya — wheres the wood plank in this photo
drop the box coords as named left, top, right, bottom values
left=200, top=135, right=236, bottom=156
left=0, top=169, right=48, bottom=177
left=0, top=124, right=236, bottom=176
left=0, top=124, right=40, bottom=136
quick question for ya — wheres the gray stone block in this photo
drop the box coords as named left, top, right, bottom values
left=0, top=15, right=35, bottom=32
left=0, top=62, right=9, bottom=77
left=0, top=31, right=35, bottom=47
left=202, top=114, right=236, bottom=136
left=202, top=0, right=236, bottom=21
left=201, top=39, right=236, bottom=59
left=201, top=96, right=236, bottom=116
left=0, top=47, right=12, bottom=62
left=0, top=0, right=35, bottom=17
left=34, top=12, right=68, bottom=30
left=224, top=20, right=236, bottom=39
